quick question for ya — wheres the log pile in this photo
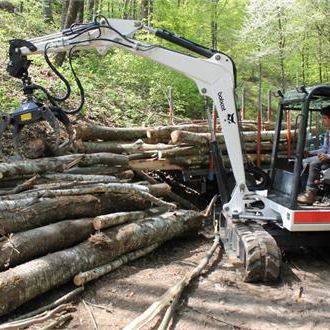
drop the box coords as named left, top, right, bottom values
left=0, top=154, right=205, bottom=318
left=0, top=120, right=303, bottom=320
left=71, top=122, right=299, bottom=172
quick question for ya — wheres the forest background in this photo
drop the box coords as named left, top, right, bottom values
left=0, top=0, right=329, bottom=126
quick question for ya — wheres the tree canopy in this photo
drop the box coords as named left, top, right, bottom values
left=0, top=0, right=328, bottom=125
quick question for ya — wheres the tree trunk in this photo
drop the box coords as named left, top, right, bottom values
left=0, top=210, right=203, bottom=317
left=77, top=0, right=84, bottom=23
left=0, top=153, right=128, bottom=180
left=55, top=0, right=81, bottom=66
left=42, top=0, right=53, bottom=23
left=86, top=0, right=95, bottom=20
left=0, top=218, right=94, bottom=270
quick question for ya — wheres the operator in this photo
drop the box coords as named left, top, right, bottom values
left=298, top=105, right=330, bottom=204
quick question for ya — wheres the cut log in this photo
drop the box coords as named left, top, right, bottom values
left=129, top=159, right=184, bottom=171
left=0, top=210, right=204, bottom=317
left=148, top=183, right=171, bottom=197
left=0, top=197, right=42, bottom=212
left=0, top=183, right=149, bottom=201
left=0, top=193, right=151, bottom=234
left=75, top=123, right=148, bottom=141
left=76, top=140, right=177, bottom=154
left=0, top=153, right=129, bottom=180
left=0, top=218, right=94, bottom=270
left=74, top=244, right=159, bottom=286
left=170, top=129, right=300, bottom=145
left=93, top=206, right=170, bottom=230
left=65, top=166, right=130, bottom=177
left=147, top=125, right=212, bottom=142
left=42, top=174, right=118, bottom=182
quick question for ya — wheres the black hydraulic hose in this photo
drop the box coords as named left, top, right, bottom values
left=62, top=46, right=84, bottom=114
left=44, top=43, right=71, bottom=102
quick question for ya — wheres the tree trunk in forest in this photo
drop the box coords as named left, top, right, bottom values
left=60, top=0, right=70, bottom=27
left=0, top=192, right=150, bottom=234
left=277, top=7, right=286, bottom=91
left=122, top=0, right=130, bottom=18
left=0, top=218, right=94, bottom=270
left=86, top=0, right=95, bottom=20
left=42, top=0, right=53, bottom=23
left=211, top=0, right=219, bottom=50
left=0, top=210, right=203, bottom=317
left=77, top=0, right=84, bottom=23
left=55, top=0, right=82, bottom=66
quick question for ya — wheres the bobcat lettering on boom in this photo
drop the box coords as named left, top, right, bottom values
left=217, top=91, right=227, bottom=112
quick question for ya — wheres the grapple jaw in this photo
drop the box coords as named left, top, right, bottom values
left=0, top=101, right=76, bottom=160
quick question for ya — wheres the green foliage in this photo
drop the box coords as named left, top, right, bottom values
left=0, top=0, right=328, bottom=125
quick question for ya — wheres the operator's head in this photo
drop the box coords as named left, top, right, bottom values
left=321, top=105, right=330, bottom=129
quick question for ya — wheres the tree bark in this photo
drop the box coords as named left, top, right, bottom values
left=0, top=218, right=94, bottom=270
left=55, top=0, right=82, bottom=66
left=93, top=206, right=170, bottom=230
left=0, top=210, right=203, bottom=317
left=0, top=193, right=150, bottom=234
left=76, top=140, right=177, bottom=154
left=42, top=0, right=53, bottom=23
left=75, top=123, right=148, bottom=141
left=74, top=244, right=159, bottom=286
left=171, top=129, right=300, bottom=145
left=0, top=153, right=129, bottom=180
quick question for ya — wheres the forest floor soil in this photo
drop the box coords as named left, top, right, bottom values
left=13, top=230, right=330, bottom=330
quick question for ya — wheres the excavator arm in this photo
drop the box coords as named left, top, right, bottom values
left=7, top=17, right=248, bottom=217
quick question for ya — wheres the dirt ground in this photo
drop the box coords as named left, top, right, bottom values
left=11, top=230, right=329, bottom=330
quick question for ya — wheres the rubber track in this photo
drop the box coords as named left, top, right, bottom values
left=232, top=222, right=281, bottom=282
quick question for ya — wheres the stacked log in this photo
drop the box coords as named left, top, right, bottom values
left=72, top=122, right=300, bottom=172
left=0, top=121, right=303, bottom=319
left=0, top=154, right=205, bottom=318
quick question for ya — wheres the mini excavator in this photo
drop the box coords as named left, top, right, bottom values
left=5, top=17, right=330, bottom=282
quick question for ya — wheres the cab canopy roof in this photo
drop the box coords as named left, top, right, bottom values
left=281, top=84, right=330, bottom=110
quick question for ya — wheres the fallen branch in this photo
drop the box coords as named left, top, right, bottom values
left=83, top=299, right=98, bottom=330
left=124, top=235, right=220, bottom=330
left=74, top=244, right=159, bottom=286
left=0, top=304, right=76, bottom=330
left=11, top=287, right=84, bottom=321
left=41, top=314, right=73, bottom=330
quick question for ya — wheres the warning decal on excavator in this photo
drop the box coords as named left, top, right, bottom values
left=294, top=211, right=330, bottom=224
left=20, top=113, right=32, bottom=121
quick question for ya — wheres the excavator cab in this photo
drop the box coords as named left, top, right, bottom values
left=269, top=84, right=330, bottom=208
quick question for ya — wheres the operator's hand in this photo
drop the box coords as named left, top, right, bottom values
left=318, top=153, right=329, bottom=162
